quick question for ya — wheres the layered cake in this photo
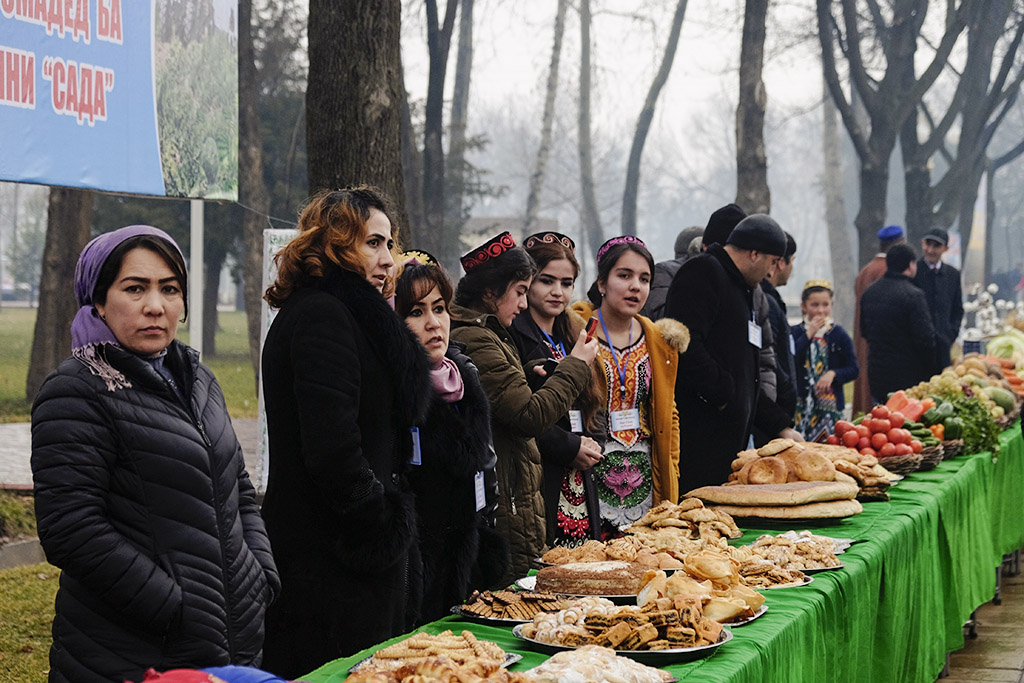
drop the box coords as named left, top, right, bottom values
left=535, top=561, right=649, bottom=596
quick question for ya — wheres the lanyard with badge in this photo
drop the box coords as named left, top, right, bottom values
left=748, top=310, right=762, bottom=348
left=411, top=426, right=487, bottom=511
left=598, top=309, right=641, bottom=432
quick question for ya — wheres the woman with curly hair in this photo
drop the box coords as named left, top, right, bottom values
left=259, top=187, right=432, bottom=677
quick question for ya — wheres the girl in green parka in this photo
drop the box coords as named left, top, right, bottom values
left=449, top=232, right=597, bottom=582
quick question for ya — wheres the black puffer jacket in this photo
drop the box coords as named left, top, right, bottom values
left=32, top=341, right=278, bottom=683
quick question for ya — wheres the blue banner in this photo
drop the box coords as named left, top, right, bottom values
left=0, top=0, right=237, bottom=199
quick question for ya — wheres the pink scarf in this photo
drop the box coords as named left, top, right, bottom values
left=431, top=356, right=464, bottom=403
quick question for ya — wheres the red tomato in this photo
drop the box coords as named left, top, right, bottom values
left=835, top=420, right=854, bottom=436
left=879, top=442, right=897, bottom=457
left=857, top=437, right=871, bottom=451
left=888, top=412, right=905, bottom=428
left=910, top=439, right=923, bottom=453
left=842, top=430, right=860, bottom=448
left=871, top=433, right=888, bottom=450
left=855, top=425, right=870, bottom=439
left=872, top=418, right=892, bottom=433
left=872, top=405, right=891, bottom=419
left=826, top=435, right=840, bottom=445
left=902, top=429, right=914, bottom=444
left=888, top=428, right=906, bottom=444
left=895, top=443, right=913, bottom=456
left=859, top=447, right=877, bottom=457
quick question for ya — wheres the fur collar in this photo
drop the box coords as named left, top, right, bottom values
left=569, top=301, right=690, bottom=354
left=319, top=266, right=433, bottom=425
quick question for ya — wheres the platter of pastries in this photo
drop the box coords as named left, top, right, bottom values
left=347, top=630, right=526, bottom=682
left=453, top=590, right=571, bottom=624
left=525, top=645, right=678, bottom=683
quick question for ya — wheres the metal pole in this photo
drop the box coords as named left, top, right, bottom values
left=190, top=199, right=204, bottom=356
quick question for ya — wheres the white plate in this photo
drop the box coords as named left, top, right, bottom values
left=756, top=575, right=814, bottom=589
left=350, top=652, right=521, bottom=673
left=801, top=562, right=845, bottom=575
left=514, top=575, right=638, bottom=603
left=723, top=604, right=768, bottom=626
left=512, top=623, right=732, bottom=665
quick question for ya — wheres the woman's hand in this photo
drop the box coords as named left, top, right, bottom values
left=569, top=328, right=599, bottom=365
left=806, top=315, right=826, bottom=338
left=571, top=436, right=603, bottom=471
left=815, top=370, right=836, bottom=396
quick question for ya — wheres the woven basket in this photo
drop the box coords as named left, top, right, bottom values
left=941, top=439, right=965, bottom=459
left=917, top=444, right=945, bottom=471
left=996, top=405, right=1020, bottom=430
left=877, top=451, right=924, bottom=475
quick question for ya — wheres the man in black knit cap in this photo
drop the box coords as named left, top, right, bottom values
left=666, top=212, right=802, bottom=492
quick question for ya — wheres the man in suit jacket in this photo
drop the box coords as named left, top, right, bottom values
left=914, top=227, right=963, bottom=374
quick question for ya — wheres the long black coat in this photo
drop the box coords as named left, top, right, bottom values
left=260, top=266, right=431, bottom=678
left=860, top=271, right=937, bottom=402
left=665, top=245, right=792, bottom=491
left=410, top=343, right=509, bottom=623
left=914, top=259, right=963, bottom=372
left=32, top=341, right=278, bottom=683
left=509, top=312, right=601, bottom=547
left=761, top=279, right=797, bottom=417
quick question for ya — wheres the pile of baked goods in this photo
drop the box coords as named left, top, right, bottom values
left=347, top=630, right=528, bottom=682
left=535, top=560, right=650, bottom=596
left=626, top=498, right=742, bottom=541
left=638, top=568, right=768, bottom=621
left=460, top=590, right=569, bottom=621
left=526, top=645, right=676, bottom=682
left=729, top=438, right=895, bottom=502
left=520, top=595, right=725, bottom=651
left=540, top=535, right=728, bottom=571
left=684, top=480, right=863, bottom=521
left=733, top=533, right=841, bottom=572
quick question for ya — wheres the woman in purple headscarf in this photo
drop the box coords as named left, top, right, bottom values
left=31, top=226, right=279, bottom=683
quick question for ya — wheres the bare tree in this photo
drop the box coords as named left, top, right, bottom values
left=823, top=75, right=856, bottom=331
left=306, top=0, right=408, bottom=222
left=735, top=0, right=770, bottom=215
left=26, top=188, right=93, bottom=401
left=817, top=0, right=970, bottom=266
left=578, top=0, right=603, bottom=254
left=621, top=0, right=689, bottom=235
left=444, top=0, right=474, bottom=260
left=525, top=0, right=569, bottom=234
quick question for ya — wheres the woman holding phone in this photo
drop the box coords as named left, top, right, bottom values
left=510, top=232, right=603, bottom=548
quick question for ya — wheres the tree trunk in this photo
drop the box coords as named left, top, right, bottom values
left=622, top=0, right=689, bottom=235
left=202, top=246, right=226, bottom=356
left=421, top=0, right=460, bottom=260
left=822, top=76, right=855, bottom=332
left=855, top=157, right=891, bottom=268
left=578, top=0, right=603, bottom=257
left=239, top=0, right=269, bottom=380
left=307, top=0, right=408, bottom=224
left=400, top=78, right=425, bottom=247
left=735, top=0, right=770, bottom=215
left=26, top=188, right=92, bottom=401
left=525, top=0, right=568, bottom=234
left=444, top=0, right=474, bottom=270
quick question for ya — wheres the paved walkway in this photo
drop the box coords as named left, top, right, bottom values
left=0, top=418, right=262, bottom=491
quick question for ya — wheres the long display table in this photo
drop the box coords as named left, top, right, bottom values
left=302, top=424, right=1024, bottom=683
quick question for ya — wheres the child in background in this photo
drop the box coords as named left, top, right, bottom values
left=791, top=280, right=859, bottom=442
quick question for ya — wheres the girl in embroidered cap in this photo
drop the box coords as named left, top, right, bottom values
left=570, top=236, right=690, bottom=528
left=511, top=232, right=604, bottom=548
left=449, top=231, right=598, bottom=581
left=791, top=280, right=858, bottom=442
left=260, top=187, right=432, bottom=676
left=31, top=226, right=278, bottom=683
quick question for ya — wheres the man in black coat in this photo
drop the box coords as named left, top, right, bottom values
left=760, top=232, right=798, bottom=420
left=914, top=227, right=963, bottom=374
left=666, top=214, right=802, bottom=492
left=643, top=225, right=704, bottom=321
left=861, top=243, right=937, bottom=403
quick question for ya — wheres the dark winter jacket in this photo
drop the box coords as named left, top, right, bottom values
left=31, top=341, right=279, bottom=683
left=509, top=310, right=601, bottom=546
left=665, top=244, right=793, bottom=491
left=450, top=304, right=592, bottom=582
left=860, top=271, right=937, bottom=402
left=259, top=266, right=432, bottom=678
left=761, top=279, right=798, bottom=417
left=914, top=259, right=963, bottom=372
left=643, top=257, right=687, bottom=321
left=791, top=322, right=859, bottom=413
left=410, top=342, right=509, bottom=622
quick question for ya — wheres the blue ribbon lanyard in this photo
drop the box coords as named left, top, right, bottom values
left=597, top=309, right=631, bottom=398
left=539, top=327, right=566, bottom=359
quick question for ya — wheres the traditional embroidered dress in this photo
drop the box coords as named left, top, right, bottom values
left=593, top=331, right=654, bottom=527
left=795, top=323, right=842, bottom=442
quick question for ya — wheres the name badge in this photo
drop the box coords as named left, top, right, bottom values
left=789, top=334, right=796, bottom=355
left=610, top=408, right=640, bottom=431
left=748, top=320, right=762, bottom=348
left=569, top=410, right=583, bottom=433
left=474, top=471, right=486, bottom=512
left=410, top=427, right=422, bottom=465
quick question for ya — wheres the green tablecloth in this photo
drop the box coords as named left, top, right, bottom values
left=302, top=424, right=1024, bottom=683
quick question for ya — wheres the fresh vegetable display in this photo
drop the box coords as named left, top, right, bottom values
left=826, top=405, right=935, bottom=458
left=949, top=395, right=1001, bottom=456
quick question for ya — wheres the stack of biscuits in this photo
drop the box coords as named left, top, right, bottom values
left=460, top=590, right=569, bottom=621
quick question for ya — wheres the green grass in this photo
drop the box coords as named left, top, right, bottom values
left=0, top=562, right=58, bottom=683
left=0, top=309, right=257, bottom=422
left=0, top=493, right=35, bottom=539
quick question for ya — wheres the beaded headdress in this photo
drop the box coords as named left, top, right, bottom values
left=802, top=279, right=833, bottom=292
left=401, top=249, right=439, bottom=267
left=460, top=231, right=516, bottom=273
left=596, top=235, right=646, bottom=265
left=524, top=231, right=575, bottom=252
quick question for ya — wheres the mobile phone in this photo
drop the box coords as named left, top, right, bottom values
left=586, top=317, right=599, bottom=341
